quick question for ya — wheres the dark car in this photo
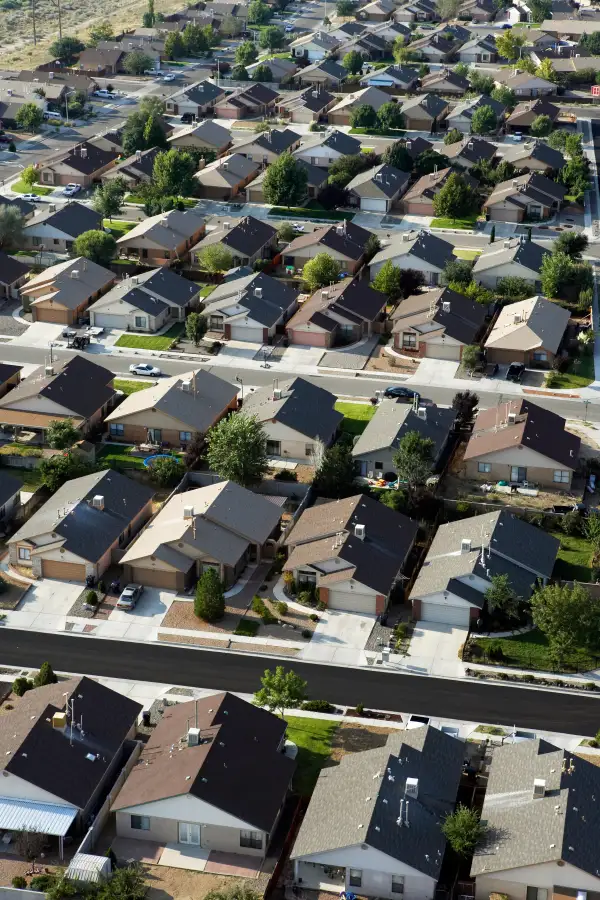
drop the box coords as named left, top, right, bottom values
left=180, top=113, right=195, bottom=124
left=485, top=362, right=499, bottom=377
left=384, top=386, right=418, bottom=401
left=506, top=361, right=525, bottom=382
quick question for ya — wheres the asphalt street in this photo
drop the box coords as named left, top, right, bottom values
left=1, top=630, right=598, bottom=736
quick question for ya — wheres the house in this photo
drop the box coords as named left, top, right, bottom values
left=494, top=70, right=555, bottom=97
left=17, top=68, right=98, bottom=96
left=290, top=30, right=340, bottom=62
left=464, top=399, right=580, bottom=488
left=112, top=692, right=294, bottom=857
left=338, top=32, right=389, bottom=61
left=419, top=69, right=469, bottom=95
left=404, top=136, right=433, bottom=158
left=356, top=0, right=395, bottom=21
left=22, top=202, right=103, bottom=254
left=296, top=58, right=347, bottom=89
left=0, top=677, right=140, bottom=857
left=284, top=493, right=418, bottom=613
left=368, top=19, right=412, bottom=42
left=246, top=56, right=298, bottom=83
left=37, top=141, right=120, bottom=188
left=194, top=154, right=261, bottom=201
left=402, top=167, right=479, bottom=216
left=242, top=377, right=342, bottom=462
left=291, top=725, right=463, bottom=898
left=0, top=82, right=45, bottom=125
left=347, top=163, right=410, bottom=213
left=461, top=0, right=497, bottom=20
left=370, top=230, right=454, bottom=286
left=20, top=257, right=115, bottom=326
left=88, top=267, right=201, bottom=332
left=9, top=469, right=153, bottom=581
left=277, top=87, right=335, bottom=124
left=471, top=739, right=600, bottom=900
left=391, top=286, right=488, bottom=360
left=327, top=86, right=392, bottom=126
left=457, top=34, right=498, bottom=62
left=353, top=400, right=455, bottom=478
left=105, top=370, right=237, bottom=447
left=443, top=135, right=497, bottom=170
left=500, top=140, right=565, bottom=174
left=286, top=277, right=387, bottom=348
left=116, top=210, right=206, bottom=266
left=484, top=294, right=569, bottom=367
left=294, top=129, right=362, bottom=167
left=102, top=147, right=162, bottom=189
left=76, top=46, right=125, bottom=75
left=540, top=54, right=600, bottom=77
left=0, top=470, right=22, bottom=525
left=213, top=83, right=279, bottom=119
left=97, top=39, right=163, bottom=70
left=395, top=0, right=440, bottom=21
left=527, top=44, right=591, bottom=66
left=120, top=480, right=282, bottom=589
left=329, top=20, right=367, bottom=40
left=409, top=510, right=559, bottom=625
left=408, top=32, right=464, bottom=63
left=483, top=173, right=566, bottom=222
left=505, top=98, right=560, bottom=131
left=201, top=271, right=297, bottom=342
left=246, top=158, right=327, bottom=203
left=0, top=252, right=30, bottom=300
left=283, top=220, right=372, bottom=275
left=234, top=128, right=302, bottom=166
left=473, top=238, right=547, bottom=289
left=360, top=64, right=420, bottom=91
left=193, top=216, right=277, bottom=270
left=168, top=120, right=232, bottom=157
left=0, top=363, right=22, bottom=400
left=164, top=80, right=226, bottom=117
left=399, top=94, right=449, bottom=130
left=0, top=355, right=116, bottom=440
left=445, top=94, right=505, bottom=133
left=0, top=194, right=35, bottom=219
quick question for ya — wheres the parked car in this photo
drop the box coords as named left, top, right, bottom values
left=506, top=361, right=525, bottom=382
left=485, top=362, right=499, bottom=377
left=161, top=73, right=177, bottom=81
left=63, top=183, right=81, bottom=196
left=21, top=193, right=41, bottom=202
left=384, top=386, right=418, bottom=401
left=117, top=583, right=144, bottom=610
left=144, top=68, right=161, bottom=75
left=180, top=112, right=195, bottom=124
left=130, top=363, right=161, bottom=377
left=94, top=89, right=118, bottom=99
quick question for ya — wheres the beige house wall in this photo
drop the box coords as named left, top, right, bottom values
left=464, top=459, right=573, bottom=488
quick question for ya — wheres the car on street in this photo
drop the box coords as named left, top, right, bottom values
left=129, top=363, right=161, bottom=377
left=117, top=583, right=144, bottom=610
left=85, top=326, right=104, bottom=337
left=383, top=386, right=418, bottom=401
left=63, top=183, right=81, bottom=196
left=144, top=68, right=161, bottom=75
left=21, top=193, right=41, bottom=202
left=0, top=134, right=12, bottom=144
left=506, top=361, right=525, bottom=383
left=94, top=89, right=118, bottom=99
left=161, top=73, right=177, bottom=81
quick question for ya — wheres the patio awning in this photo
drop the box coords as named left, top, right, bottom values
left=0, top=798, right=77, bottom=836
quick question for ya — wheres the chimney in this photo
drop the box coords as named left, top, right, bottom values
left=92, top=495, right=104, bottom=510
left=187, top=727, right=201, bottom=746
left=354, top=523, right=365, bottom=540
left=461, top=538, right=472, bottom=553
left=52, top=711, right=67, bottom=730
left=405, top=777, right=419, bottom=799
left=533, top=778, right=546, bottom=799
left=416, top=406, right=427, bottom=420
left=183, top=505, right=195, bottom=519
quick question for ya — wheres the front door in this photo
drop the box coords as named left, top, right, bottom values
left=148, top=428, right=162, bottom=443
left=178, top=822, right=201, bottom=845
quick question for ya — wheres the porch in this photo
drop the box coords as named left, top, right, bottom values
left=111, top=837, right=264, bottom=877
left=294, top=861, right=347, bottom=892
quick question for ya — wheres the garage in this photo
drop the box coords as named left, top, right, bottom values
left=32, top=306, right=69, bottom=324
left=360, top=198, right=388, bottom=213
left=130, top=566, right=179, bottom=590
left=41, top=559, right=86, bottom=581
left=91, top=313, right=127, bottom=330
left=426, top=341, right=461, bottom=361
left=420, top=600, right=470, bottom=626
left=328, top=588, right=376, bottom=613
left=230, top=324, right=264, bottom=342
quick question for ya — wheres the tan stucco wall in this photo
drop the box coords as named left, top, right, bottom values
left=464, top=458, right=572, bottom=487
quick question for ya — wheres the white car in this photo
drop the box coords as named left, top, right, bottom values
left=144, top=68, right=161, bottom=75
left=63, top=183, right=81, bottom=196
left=94, top=89, right=118, bottom=99
left=129, top=363, right=161, bottom=377
left=161, top=73, right=177, bottom=81
left=21, top=193, right=40, bottom=202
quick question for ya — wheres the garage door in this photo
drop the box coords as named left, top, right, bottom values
left=35, top=307, right=68, bottom=324
left=420, top=600, right=469, bottom=626
left=230, top=325, right=264, bottom=342
left=130, top=566, right=178, bottom=589
left=427, top=341, right=461, bottom=361
left=361, top=198, right=388, bottom=213
left=93, top=313, right=126, bottom=330
left=41, top=559, right=86, bottom=581
left=328, top=588, right=376, bottom=613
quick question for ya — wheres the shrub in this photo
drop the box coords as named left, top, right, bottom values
left=97, top=580, right=105, bottom=593
left=297, top=590, right=314, bottom=606
left=546, top=370, right=560, bottom=388
left=302, top=699, right=333, bottom=712
left=356, top=702, right=365, bottom=715
left=274, top=469, right=298, bottom=481
left=85, top=589, right=98, bottom=607
left=394, top=622, right=407, bottom=639
left=30, top=875, right=55, bottom=892
left=561, top=509, right=582, bottom=536
left=310, top=613, right=319, bottom=622
left=302, top=628, right=311, bottom=638
left=12, top=877, right=27, bottom=889
left=12, top=676, right=33, bottom=696
left=276, top=601, right=288, bottom=616
left=487, top=640, right=504, bottom=661
left=317, top=600, right=326, bottom=611
left=395, top=639, right=404, bottom=652
left=455, top=501, right=471, bottom=516
left=252, top=595, right=268, bottom=616
left=283, top=570, right=294, bottom=585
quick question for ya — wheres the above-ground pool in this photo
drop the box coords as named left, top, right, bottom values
left=143, top=453, right=177, bottom=468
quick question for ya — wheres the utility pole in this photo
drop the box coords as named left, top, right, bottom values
left=31, top=0, right=37, bottom=46
left=47, top=0, right=63, bottom=40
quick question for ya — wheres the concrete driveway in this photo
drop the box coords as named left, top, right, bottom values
left=108, top=588, right=175, bottom=625
left=11, top=322, right=63, bottom=347
left=4, top=578, right=82, bottom=631
left=299, top=609, right=374, bottom=665
left=404, top=622, right=468, bottom=677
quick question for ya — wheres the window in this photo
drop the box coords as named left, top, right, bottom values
left=533, top=350, right=547, bottom=362
left=349, top=870, right=362, bottom=888
left=18, top=547, right=31, bottom=561
left=180, top=431, right=192, bottom=442
left=110, top=424, right=124, bottom=436
left=375, top=461, right=383, bottom=470
left=392, top=877, right=405, bottom=894
left=298, top=569, right=316, bottom=585
left=478, top=462, right=491, bottom=474
left=402, top=333, right=417, bottom=348
left=526, top=889, right=548, bottom=900
left=179, top=822, right=200, bottom=845
left=240, top=830, right=262, bottom=849
left=554, top=470, right=570, bottom=483
left=134, top=316, right=147, bottom=328
left=131, top=815, right=150, bottom=831
left=266, top=440, right=281, bottom=456
left=511, top=466, right=527, bottom=483
left=53, top=239, right=59, bottom=245
left=305, top=444, right=314, bottom=457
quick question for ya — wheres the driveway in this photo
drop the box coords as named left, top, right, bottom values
left=299, top=609, right=374, bottom=664
left=108, top=588, right=175, bottom=625
left=11, top=322, right=63, bottom=347
left=4, top=578, right=82, bottom=631
left=403, top=622, right=468, bottom=677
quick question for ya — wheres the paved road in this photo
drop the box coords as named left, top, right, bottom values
left=1, top=630, right=599, bottom=735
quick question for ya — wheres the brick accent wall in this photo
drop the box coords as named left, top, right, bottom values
left=319, top=587, right=329, bottom=607
left=412, top=597, right=422, bottom=619
left=375, top=594, right=386, bottom=614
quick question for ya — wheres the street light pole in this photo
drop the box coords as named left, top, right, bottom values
left=64, top=89, right=76, bottom=124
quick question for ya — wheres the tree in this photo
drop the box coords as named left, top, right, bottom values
left=461, top=344, right=480, bottom=372
left=47, top=419, right=79, bottom=450
left=49, top=36, right=84, bottom=64
left=383, top=142, right=413, bottom=172
left=444, top=128, right=463, bottom=145
left=432, top=172, right=478, bottom=221
left=259, top=25, right=285, bottom=50
left=15, top=103, right=43, bottom=132
left=530, top=114, right=552, bottom=137
left=328, top=152, right=375, bottom=187
left=436, top=0, right=461, bottom=17
left=39, top=452, right=94, bottom=493
left=555, top=231, right=588, bottom=258
left=150, top=455, right=185, bottom=487
left=21, top=165, right=40, bottom=188
left=531, top=582, right=600, bottom=665
left=468, top=70, right=495, bottom=95
left=143, top=113, right=167, bottom=149
left=393, top=36, right=417, bottom=65
left=396, top=268, right=425, bottom=299
left=153, top=148, right=196, bottom=197
left=253, top=64, right=273, bottom=81
left=495, top=29, right=525, bottom=61
left=540, top=250, right=573, bottom=298
left=548, top=129, right=569, bottom=151
left=495, top=275, right=532, bottom=301
left=376, top=102, right=404, bottom=130
left=34, top=662, right=58, bottom=687
left=0, top=206, right=24, bottom=252
left=491, top=85, right=516, bottom=109
left=248, top=0, right=271, bottom=22
left=565, top=132, right=583, bottom=157
left=235, top=40, right=258, bottom=65
left=470, top=104, right=497, bottom=135
left=528, top=0, right=551, bottom=20
left=452, top=390, right=479, bottom=425
left=143, top=0, right=155, bottom=26
left=254, top=666, right=307, bottom=718
left=194, top=568, right=225, bottom=622
left=442, top=805, right=486, bottom=857
left=207, top=414, right=268, bottom=486
left=442, top=257, right=473, bottom=287
left=140, top=95, right=166, bottom=119
left=232, top=64, right=250, bottom=80
left=343, top=49, right=364, bottom=74
left=336, top=0, right=356, bottom=13
left=536, top=57, right=556, bottom=82
left=485, top=573, right=520, bottom=619
left=182, top=22, right=210, bottom=55
left=88, top=20, right=114, bottom=45
left=92, top=180, right=125, bottom=221
left=313, top=440, right=356, bottom=498
left=415, top=149, right=450, bottom=175
left=186, top=312, right=207, bottom=345
left=123, top=49, right=154, bottom=75
left=121, top=112, right=147, bottom=155
left=277, top=223, right=297, bottom=243
left=72, top=230, right=116, bottom=266
left=221, top=14, right=243, bottom=35
left=164, top=31, right=185, bottom=59
left=349, top=104, right=377, bottom=128
left=262, top=152, right=308, bottom=207
left=364, top=233, right=381, bottom=260
left=372, top=262, right=405, bottom=302
left=303, top=253, right=341, bottom=292
left=197, top=244, right=233, bottom=274
left=393, top=431, right=434, bottom=496
left=102, top=865, right=147, bottom=900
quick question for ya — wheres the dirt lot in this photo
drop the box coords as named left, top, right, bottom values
left=146, top=865, right=265, bottom=900
left=328, top=722, right=395, bottom=762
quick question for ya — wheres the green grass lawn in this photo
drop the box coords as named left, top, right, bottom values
left=335, top=401, right=376, bottom=437
left=96, top=445, right=147, bottom=470
left=549, top=353, right=594, bottom=389
left=113, top=379, right=153, bottom=395
left=551, top=531, right=593, bottom=582
left=475, top=628, right=599, bottom=673
left=198, top=284, right=216, bottom=298
left=453, top=248, right=481, bottom=261
left=12, top=180, right=52, bottom=196
left=269, top=206, right=354, bottom=222
left=125, top=194, right=197, bottom=208
left=285, top=716, right=338, bottom=797
left=234, top=618, right=260, bottom=636
left=114, top=322, right=185, bottom=351
left=349, top=127, right=405, bottom=137
left=432, top=216, right=478, bottom=230
left=6, top=467, right=43, bottom=490
left=103, top=219, right=135, bottom=238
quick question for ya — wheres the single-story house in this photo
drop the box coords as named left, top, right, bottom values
left=399, top=93, right=449, bottom=130
left=356, top=0, right=395, bottom=21
left=164, top=80, right=227, bottom=117
left=461, top=0, right=497, bottom=20
left=457, top=35, right=498, bottom=63
left=246, top=158, right=327, bottom=203
left=213, top=83, right=279, bottom=119
left=22, top=202, right=104, bottom=255
left=283, top=220, right=371, bottom=275
left=473, top=237, right=547, bottom=289
left=347, top=163, right=410, bottom=213
left=494, top=70, right=555, bottom=98
left=445, top=94, right=505, bottom=133
left=20, top=257, right=115, bottom=326
left=194, top=153, right=261, bottom=201
left=193, top=216, right=277, bottom=270
left=277, top=87, right=336, bottom=124
left=408, top=32, right=464, bottom=63
left=88, top=267, right=201, bottom=332
left=294, top=129, right=362, bottom=167
left=483, top=172, right=566, bottom=222
left=76, top=47, right=124, bottom=75
left=246, top=56, right=298, bottom=83
left=392, top=286, right=488, bottom=360
left=500, top=140, right=565, bottom=174
left=295, top=59, right=347, bottom=89
left=290, top=31, right=340, bottom=62
left=484, top=293, right=569, bottom=367
left=327, top=86, right=392, bottom=127
left=402, top=166, right=479, bottom=216
left=102, top=147, right=162, bottom=189
left=116, top=209, right=206, bottom=267
left=38, top=141, right=120, bottom=188
left=167, top=120, right=232, bottom=157
left=443, top=135, right=497, bottom=170
left=329, top=21, right=367, bottom=40
left=370, top=230, right=454, bottom=286
left=0, top=194, right=35, bottom=219
left=286, top=277, right=387, bottom=348
left=404, top=136, right=433, bottom=159
left=505, top=98, right=559, bottom=131
left=9, top=469, right=153, bottom=582
left=419, top=69, right=469, bottom=95
left=360, top=64, right=419, bottom=91
left=0, top=363, right=22, bottom=400
left=0, top=251, right=30, bottom=299
left=17, top=68, right=98, bottom=96
left=202, top=271, right=298, bottom=342
left=234, top=128, right=302, bottom=166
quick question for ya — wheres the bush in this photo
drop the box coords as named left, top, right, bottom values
left=487, top=640, right=504, bottom=661
left=98, top=580, right=105, bottom=593
left=252, top=595, right=268, bottom=616
left=274, top=469, right=298, bottom=481
left=12, top=676, right=33, bottom=696
left=85, top=589, right=98, bottom=607
left=546, top=370, right=560, bottom=388
left=356, top=702, right=364, bottom=715
left=276, top=601, right=288, bottom=616
left=310, top=613, right=319, bottom=622
left=394, top=622, right=407, bottom=639
left=561, top=509, right=582, bottom=536
left=12, top=877, right=27, bottom=889
left=302, top=628, right=311, bottom=638
left=30, top=876, right=55, bottom=892
left=297, top=590, right=314, bottom=606
left=302, top=699, right=333, bottom=712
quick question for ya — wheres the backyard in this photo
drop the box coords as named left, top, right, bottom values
left=115, top=323, right=186, bottom=351
left=103, top=219, right=136, bottom=238
left=549, top=353, right=594, bottom=389
left=96, top=444, right=147, bottom=471
left=286, top=716, right=338, bottom=797
left=335, top=401, right=375, bottom=437
left=551, top=531, right=594, bottom=582
left=113, top=379, right=153, bottom=395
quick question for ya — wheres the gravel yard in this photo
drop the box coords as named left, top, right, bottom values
left=146, top=865, right=256, bottom=900
left=161, top=597, right=317, bottom=642
left=0, top=301, right=28, bottom=337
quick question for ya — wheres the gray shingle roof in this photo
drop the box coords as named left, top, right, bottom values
left=352, top=400, right=455, bottom=462
left=0, top=251, right=30, bottom=286
left=25, top=202, right=102, bottom=240
left=242, top=376, right=342, bottom=441
left=204, top=271, right=297, bottom=327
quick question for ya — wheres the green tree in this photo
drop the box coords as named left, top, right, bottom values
left=194, top=568, right=225, bottom=622
left=15, top=103, right=43, bottom=132
left=0, top=206, right=24, bottom=251
left=565, top=132, right=583, bottom=157
left=186, top=312, right=207, bottom=345
left=468, top=69, right=495, bottom=94
left=46, top=419, right=79, bottom=450
left=436, top=0, right=461, bottom=17
left=248, top=0, right=271, bottom=22
left=462, top=344, right=480, bottom=372
left=444, top=128, right=463, bottom=145
left=34, top=662, right=58, bottom=687
left=443, top=257, right=473, bottom=287
left=376, top=102, right=404, bottom=130
left=555, top=231, right=589, bottom=258
left=343, top=49, right=363, bottom=74
left=102, top=865, right=147, bottom=900
left=328, top=152, right=375, bottom=187
left=364, top=233, right=381, bottom=260
left=164, top=30, right=185, bottom=59
left=253, top=64, right=273, bottom=81
left=254, top=666, right=307, bottom=718
left=540, top=250, right=573, bottom=298
left=88, top=20, right=114, bottom=45
left=415, top=149, right=450, bottom=175
left=452, top=390, right=479, bottom=424
left=495, top=29, right=525, bottom=60
left=150, top=455, right=185, bottom=487
left=349, top=104, right=377, bottom=128
left=528, top=0, right=551, bottom=21
left=372, top=260, right=403, bottom=301
left=72, top=230, right=116, bottom=265
left=140, top=96, right=166, bottom=118
left=313, top=441, right=356, bottom=498
left=442, top=805, right=486, bottom=857
left=232, top=64, right=250, bottom=80
left=277, top=222, right=297, bottom=243
left=207, top=414, right=268, bottom=486
left=495, top=276, right=532, bottom=301
left=383, top=142, right=412, bottom=171
left=92, top=180, right=125, bottom=220
left=336, top=0, right=356, bottom=12
left=262, top=152, right=308, bottom=207
left=235, top=40, right=258, bottom=65
left=121, top=112, right=148, bottom=155
left=197, top=244, right=233, bottom=274
left=485, top=574, right=520, bottom=619
left=49, top=36, right=85, bottom=64
left=153, top=148, right=196, bottom=197
left=491, top=85, right=516, bottom=109
left=530, top=114, right=553, bottom=137
left=531, top=582, right=600, bottom=665
left=142, top=0, right=155, bottom=26
left=393, top=431, right=434, bottom=496
left=12, top=677, right=33, bottom=697
left=21, top=165, right=40, bottom=188
left=182, top=22, right=210, bottom=54
left=393, top=36, right=417, bottom=65
left=39, top=452, right=95, bottom=493
left=143, top=113, right=167, bottom=149
left=302, top=253, right=341, bottom=292
left=548, top=129, right=569, bottom=151
left=123, top=49, right=154, bottom=75
left=432, top=172, right=478, bottom=221
left=259, top=25, right=285, bottom=50
left=470, top=104, right=497, bottom=135
left=536, top=57, right=556, bottom=82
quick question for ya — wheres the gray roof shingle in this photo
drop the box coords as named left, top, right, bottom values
left=242, top=376, right=343, bottom=441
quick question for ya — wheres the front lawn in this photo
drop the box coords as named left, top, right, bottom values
left=96, top=445, right=147, bottom=470
left=432, top=216, right=478, bottom=230
left=198, top=284, right=216, bottom=298
left=269, top=206, right=354, bottom=222
left=349, top=127, right=405, bottom=137
left=549, top=354, right=594, bottom=389
left=103, top=219, right=135, bottom=238
left=335, top=401, right=376, bottom=436
left=125, top=194, right=197, bottom=208
left=113, top=379, right=152, bottom=395
left=474, top=628, right=599, bottom=673
left=12, top=180, right=52, bottom=195
left=551, top=531, right=593, bottom=582
left=234, top=618, right=260, bottom=636
left=285, top=715, right=338, bottom=797
left=114, top=322, right=185, bottom=350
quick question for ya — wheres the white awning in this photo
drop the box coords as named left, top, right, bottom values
left=0, top=798, right=77, bottom=836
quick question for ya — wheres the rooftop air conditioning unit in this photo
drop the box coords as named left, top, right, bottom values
left=508, top=412, right=517, bottom=424
left=354, top=523, right=365, bottom=540
left=92, top=495, right=104, bottom=510
left=45, top=365, right=54, bottom=377
left=442, top=301, right=450, bottom=313
left=273, top=388, right=282, bottom=400
left=183, top=505, right=195, bottom=519
left=181, top=379, right=192, bottom=392
left=254, top=287, right=263, bottom=298
left=187, top=727, right=201, bottom=746
left=533, top=778, right=546, bottom=799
